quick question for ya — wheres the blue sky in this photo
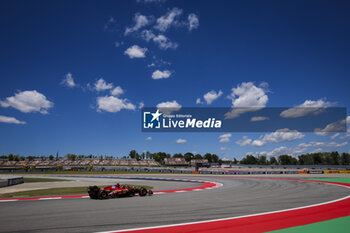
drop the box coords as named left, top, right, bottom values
left=0, top=0, right=349, bottom=159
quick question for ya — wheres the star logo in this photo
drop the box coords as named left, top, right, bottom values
left=151, top=110, right=162, bottom=122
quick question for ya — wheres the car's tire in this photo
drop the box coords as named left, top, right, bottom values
left=139, top=187, right=147, bottom=196
left=88, top=186, right=99, bottom=199
left=99, top=190, right=108, bottom=199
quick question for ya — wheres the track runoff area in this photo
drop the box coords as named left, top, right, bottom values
left=0, top=175, right=349, bottom=233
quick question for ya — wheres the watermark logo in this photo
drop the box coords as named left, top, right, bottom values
left=143, top=110, right=162, bottom=129
left=142, top=108, right=223, bottom=132
left=141, top=107, right=346, bottom=132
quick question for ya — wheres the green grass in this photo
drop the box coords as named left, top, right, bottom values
left=306, top=177, right=350, bottom=184
left=268, top=216, right=350, bottom=233
left=23, top=177, right=72, bottom=183
left=0, top=184, right=153, bottom=198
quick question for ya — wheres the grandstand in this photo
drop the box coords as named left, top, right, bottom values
left=191, top=159, right=210, bottom=167
left=164, top=158, right=189, bottom=166
left=0, top=158, right=161, bottom=170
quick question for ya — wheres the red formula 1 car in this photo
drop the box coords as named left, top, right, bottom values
left=88, top=184, right=153, bottom=199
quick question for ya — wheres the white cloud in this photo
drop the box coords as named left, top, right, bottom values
left=327, top=142, right=349, bottom=148
left=254, top=139, right=349, bottom=158
left=141, top=30, right=156, bottom=42
left=95, top=78, right=113, bottom=92
left=220, top=147, right=229, bottom=151
left=124, top=45, right=147, bottom=58
left=311, top=148, right=324, bottom=153
left=97, top=96, right=136, bottom=113
left=236, top=129, right=305, bottom=147
left=0, top=90, right=53, bottom=114
left=219, top=133, right=232, bottom=143
left=297, top=141, right=348, bottom=148
left=139, top=102, right=145, bottom=109
left=110, top=86, right=124, bottom=96
left=145, top=136, right=152, bottom=140
left=340, top=116, right=350, bottom=139
left=188, top=13, right=199, bottom=31
left=61, top=73, right=76, bottom=87
left=0, top=115, right=26, bottom=124
left=250, top=116, right=269, bottom=122
left=157, top=100, right=181, bottom=109
left=236, top=136, right=253, bottom=146
left=125, top=13, right=151, bottom=35
left=266, top=146, right=292, bottom=157
left=280, top=99, right=335, bottom=118
left=253, top=146, right=303, bottom=157
left=176, top=138, right=187, bottom=143
left=314, top=118, right=346, bottom=136
left=141, top=30, right=178, bottom=50
left=228, top=82, right=268, bottom=107
left=225, top=82, right=269, bottom=119
left=152, top=70, right=171, bottom=79
left=330, top=133, right=340, bottom=140
left=296, top=99, right=334, bottom=108
left=157, top=100, right=181, bottom=114
left=251, top=147, right=298, bottom=157
left=115, top=41, right=124, bottom=47
left=203, top=90, right=223, bottom=105
left=154, top=8, right=183, bottom=31
left=196, top=98, right=203, bottom=104
left=259, top=129, right=305, bottom=145
left=153, top=34, right=178, bottom=50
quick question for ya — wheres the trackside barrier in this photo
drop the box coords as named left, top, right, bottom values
left=196, top=170, right=299, bottom=175
left=308, top=170, right=324, bottom=174
left=8, top=177, right=23, bottom=186
left=0, top=176, right=23, bottom=188
left=5, top=167, right=348, bottom=175
left=0, top=180, right=8, bottom=188
left=283, top=171, right=298, bottom=174
left=248, top=171, right=266, bottom=174
left=266, top=171, right=284, bottom=174
left=324, top=170, right=340, bottom=174
left=324, top=170, right=350, bottom=174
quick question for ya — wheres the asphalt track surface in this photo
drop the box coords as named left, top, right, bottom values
left=0, top=175, right=349, bottom=233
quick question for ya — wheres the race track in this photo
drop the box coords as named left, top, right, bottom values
left=0, top=175, right=349, bottom=233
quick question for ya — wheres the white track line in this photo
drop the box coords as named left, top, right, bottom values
left=39, top=197, right=62, bottom=200
left=0, top=199, right=18, bottom=202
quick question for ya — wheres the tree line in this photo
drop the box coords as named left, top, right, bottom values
left=0, top=154, right=113, bottom=162
left=128, top=150, right=219, bottom=164
left=1, top=151, right=349, bottom=166
left=0, top=151, right=220, bottom=165
left=240, top=152, right=350, bottom=166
